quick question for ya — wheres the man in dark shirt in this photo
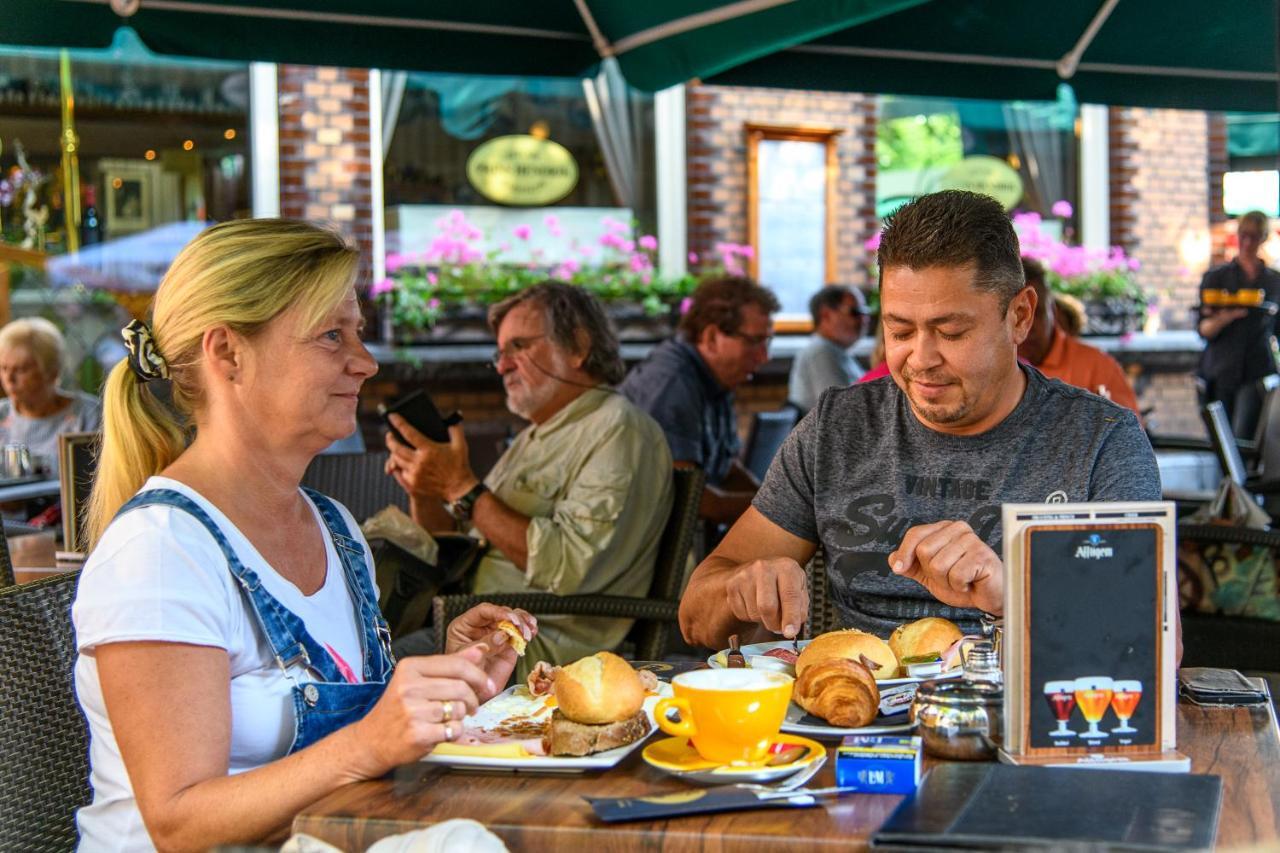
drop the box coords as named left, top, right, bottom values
left=619, top=277, right=780, bottom=524
left=678, top=191, right=1164, bottom=651
left=1198, top=210, right=1280, bottom=437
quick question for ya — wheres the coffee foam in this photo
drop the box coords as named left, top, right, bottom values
left=674, top=668, right=792, bottom=691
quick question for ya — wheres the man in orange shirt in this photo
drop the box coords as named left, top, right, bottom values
left=1018, top=257, right=1141, bottom=416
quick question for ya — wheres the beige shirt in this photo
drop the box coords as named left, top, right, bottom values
left=470, top=387, right=673, bottom=676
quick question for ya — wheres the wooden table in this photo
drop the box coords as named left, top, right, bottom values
left=292, top=701, right=1280, bottom=851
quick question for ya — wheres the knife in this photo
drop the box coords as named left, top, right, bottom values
left=727, top=633, right=746, bottom=669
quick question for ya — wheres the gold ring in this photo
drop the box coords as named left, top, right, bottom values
left=444, top=723, right=455, bottom=741
left=441, top=700, right=453, bottom=723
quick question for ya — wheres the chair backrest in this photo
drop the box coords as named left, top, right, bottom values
left=301, top=451, right=408, bottom=523
left=805, top=547, right=841, bottom=637
left=1254, top=375, right=1280, bottom=482
left=58, top=431, right=99, bottom=555
left=0, top=526, right=13, bottom=588
left=1177, top=522, right=1280, bottom=673
left=1202, top=401, right=1247, bottom=486
left=0, top=571, right=91, bottom=849
left=742, top=408, right=799, bottom=483
left=632, top=466, right=705, bottom=660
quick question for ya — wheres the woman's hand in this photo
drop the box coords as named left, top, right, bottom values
left=445, top=604, right=538, bottom=700
left=348, top=647, right=495, bottom=777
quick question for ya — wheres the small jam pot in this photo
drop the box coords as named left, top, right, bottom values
left=910, top=679, right=1003, bottom=761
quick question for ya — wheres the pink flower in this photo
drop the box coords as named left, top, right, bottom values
left=629, top=253, right=651, bottom=273
left=620, top=239, right=635, bottom=253
left=552, top=258, right=582, bottom=279
left=513, top=225, right=532, bottom=241
left=427, top=272, right=438, bottom=285
left=544, top=214, right=562, bottom=237
left=864, top=232, right=882, bottom=252
left=384, top=252, right=408, bottom=273
left=679, top=297, right=693, bottom=314
left=601, top=216, right=629, bottom=234
left=638, top=234, right=658, bottom=251
left=688, top=252, right=699, bottom=264
left=428, top=298, right=441, bottom=310
left=1128, top=257, right=1141, bottom=271
left=1051, top=200, right=1074, bottom=219
left=371, top=277, right=396, bottom=297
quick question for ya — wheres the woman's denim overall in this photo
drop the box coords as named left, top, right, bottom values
left=115, top=487, right=396, bottom=752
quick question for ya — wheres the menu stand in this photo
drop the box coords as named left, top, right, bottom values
left=999, top=501, right=1188, bottom=772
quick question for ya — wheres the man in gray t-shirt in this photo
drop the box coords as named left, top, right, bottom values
left=678, top=190, right=1163, bottom=652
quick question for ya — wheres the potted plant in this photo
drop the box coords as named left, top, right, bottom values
left=372, top=211, right=711, bottom=344
left=1015, top=208, right=1149, bottom=336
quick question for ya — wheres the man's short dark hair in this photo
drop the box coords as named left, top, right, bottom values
left=679, top=276, right=780, bottom=342
left=1021, top=257, right=1046, bottom=291
left=878, top=190, right=1025, bottom=310
left=488, top=281, right=625, bottom=384
left=808, top=285, right=862, bottom=326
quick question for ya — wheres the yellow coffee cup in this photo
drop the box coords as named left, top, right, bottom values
left=654, top=669, right=794, bottom=764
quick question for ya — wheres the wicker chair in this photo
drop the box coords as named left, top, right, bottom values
left=301, top=451, right=409, bottom=523
left=1178, top=522, right=1280, bottom=673
left=805, top=547, right=841, bottom=637
left=0, top=571, right=91, bottom=851
left=431, top=467, right=706, bottom=662
left=0, top=526, right=14, bottom=588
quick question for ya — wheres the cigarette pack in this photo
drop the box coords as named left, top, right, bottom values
left=835, top=735, right=921, bottom=794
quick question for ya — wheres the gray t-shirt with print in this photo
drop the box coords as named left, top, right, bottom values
left=753, top=366, right=1161, bottom=636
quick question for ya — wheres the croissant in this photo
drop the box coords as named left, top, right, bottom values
left=793, top=658, right=881, bottom=728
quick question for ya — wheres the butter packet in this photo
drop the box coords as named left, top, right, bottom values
left=835, top=735, right=921, bottom=794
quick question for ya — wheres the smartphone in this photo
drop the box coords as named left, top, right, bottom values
left=380, top=390, right=461, bottom=445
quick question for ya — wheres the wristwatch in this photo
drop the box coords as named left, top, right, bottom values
left=445, top=482, right=489, bottom=522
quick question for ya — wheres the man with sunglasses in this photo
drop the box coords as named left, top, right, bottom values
left=789, top=285, right=869, bottom=413
left=386, top=281, right=673, bottom=674
left=620, top=276, right=781, bottom=524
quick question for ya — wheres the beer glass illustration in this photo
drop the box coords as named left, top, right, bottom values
left=1073, top=676, right=1114, bottom=738
left=1110, top=680, right=1143, bottom=734
left=1043, top=680, right=1078, bottom=737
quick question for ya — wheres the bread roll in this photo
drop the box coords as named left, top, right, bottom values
left=793, top=658, right=880, bottom=728
left=497, top=620, right=527, bottom=656
left=553, top=652, right=645, bottom=725
left=796, top=629, right=898, bottom=681
left=888, top=617, right=963, bottom=670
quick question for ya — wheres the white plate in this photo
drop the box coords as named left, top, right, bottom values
left=420, top=682, right=671, bottom=773
left=708, top=639, right=962, bottom=687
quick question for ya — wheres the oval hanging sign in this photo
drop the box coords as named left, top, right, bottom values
left=939, top=155, right=1024, bottom=211
left=466, top=135, right=579, bottom=206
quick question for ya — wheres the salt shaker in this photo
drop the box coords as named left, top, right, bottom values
left=962, top=640, right=1002, bottom=685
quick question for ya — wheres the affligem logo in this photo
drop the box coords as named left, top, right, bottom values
left=1074, top=532, right=1114, bottom=560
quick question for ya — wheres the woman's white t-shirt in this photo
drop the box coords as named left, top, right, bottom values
left=72, top=477, right=377, bottom=853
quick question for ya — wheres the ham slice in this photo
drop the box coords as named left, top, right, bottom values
left=763, top=647, right=799, bottom=665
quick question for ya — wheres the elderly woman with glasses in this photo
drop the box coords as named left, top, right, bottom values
left=0, top=317, right=101, bottom=475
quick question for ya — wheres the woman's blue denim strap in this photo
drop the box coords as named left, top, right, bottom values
left=115, top=489, right=344, bottom=683
left=301, top=487, right=396, bottom=680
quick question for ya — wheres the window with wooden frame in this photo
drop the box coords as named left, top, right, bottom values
left=746, top=125, right=841, bottom=332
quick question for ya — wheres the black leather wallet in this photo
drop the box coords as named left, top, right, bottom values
left=1178, top=667, right=1270, bottom=706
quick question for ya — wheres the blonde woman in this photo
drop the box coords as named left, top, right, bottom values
left=72, top=219, right=535, bottom=852
left=0, top=316, right=101, bottom=474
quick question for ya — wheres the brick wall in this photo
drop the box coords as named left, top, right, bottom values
left=686, top=85, right=880, bottom=292
left=278, top=66, right=375, bottom=274
left=1109, top=107, right=1211, bottom=331
left=1139, top=373, right=1204, bottom=438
